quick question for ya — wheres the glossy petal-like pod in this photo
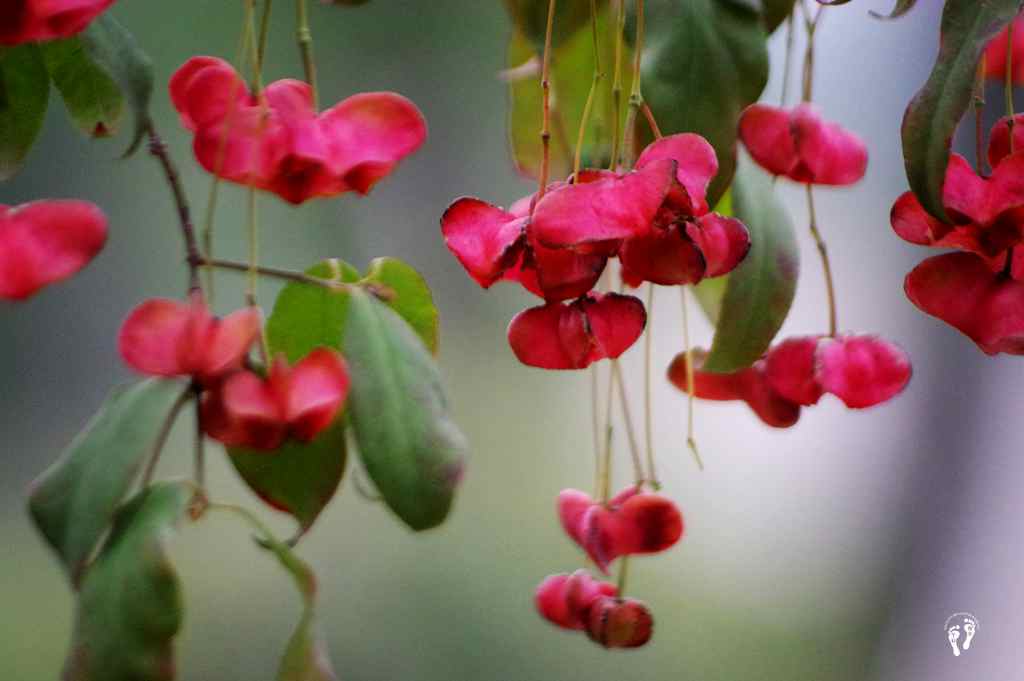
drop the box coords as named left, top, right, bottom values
left=0, top=200, right=107, bottom=300
left=530, top=159, right=675, bottom=248
left=440, top=197, right=526, bottom=287
left=685, top=213, right=751, bottom=278
left=739, top=104, right=867, bottom=185
left=667, top=349, right=801, bottom=428
left=815, top=335, right=911, bottom=408
left=905, top=251, right=1024, bottom=355
left=0, top=0, right=116, bottom=45
left=118, top=292, right=260, bottom=382
left=764, top=336, right=824, bottom=406
left=507, top=293, right=646, bottom=370
left=619, top=226, right=706, bottom=286
left=585, top=597, right=654, bottom=649
left=635, top=132, right=718, bottom=218
left=535, top=570, right=617, bottom=631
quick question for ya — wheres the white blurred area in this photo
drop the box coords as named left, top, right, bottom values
left=1, top=2, right=1021, bottom=680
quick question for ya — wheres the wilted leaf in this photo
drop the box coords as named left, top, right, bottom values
left=28, top=379, right=187, bottom=586
left=228, top=421, right=348, bottom=538
left=342, top=289, right=467, bottom=531
left=901, top=0, right=1022, bottom=221
left=64, top=482, right=190, bottom=681
left=637, top=0, right=770, bottom=205
left=0, top=44, right=49, bottom=181
left=78, top=14, right=153, bottom=155
left=701, top=161, right=798, bottom=372
left=40, top=37, right=123, bottom=137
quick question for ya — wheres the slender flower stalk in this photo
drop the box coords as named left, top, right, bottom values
left=536, top=0, right=558, bottom=204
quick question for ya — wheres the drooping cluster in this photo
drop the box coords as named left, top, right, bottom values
left=0, top=200, right=107, bottom=300
left=441, top=133, right=750, bottom=369
left=0, top=0, right=114, bottom=45
left=170, top=57, right=427, bottom=205
left=534, top=487, right=683, bottom=648
left=118, top=292, right=350, bottom=449
left=893, top=139, right=1024, bottom=355
left=668, top=335, right=912, bottom=428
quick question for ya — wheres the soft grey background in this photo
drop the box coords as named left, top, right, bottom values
left=1, top=2, right=1020, bottom=680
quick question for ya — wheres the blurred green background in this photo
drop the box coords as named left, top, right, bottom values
left=2, top=2, right=1022, bottom=680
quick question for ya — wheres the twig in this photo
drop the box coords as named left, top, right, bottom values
left=147, top=125, right=202, bottom=291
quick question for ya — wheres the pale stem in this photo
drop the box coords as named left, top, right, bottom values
left=643, top=284, right=660, bottom=488
left=296, top=0, right=319, bottom=107
left=139, top=386, right=193, bottom=490
left=680, top=287, right=704, bottom=471
left=611, top=360, right=645, bottom=488
left=536, top=0, right=557, bottom=204
left=805, top=184, right=837, bottom=336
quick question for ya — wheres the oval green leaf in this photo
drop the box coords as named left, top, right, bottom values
left=701, top=161, right=799, bottom=373
left=28, top=379, right=187, bottom=586
left=637, top=0, right=770, bottom=206
left=64, top=481, right=190, bottom=681
left=0, top=44, right=49, bottom=181
left=77, top=14, right=154, bottom=156
left=227, top=420, right=348, bottom=537
left=901, top=0, right=1022, bottom=222
left=40, top=37, right=124, bottom=138
left=361, top=256, right=439, bottom=354
left=342, top=289, right=467, bottom=531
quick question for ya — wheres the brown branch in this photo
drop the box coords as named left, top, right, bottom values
left=147, top=124, right=203, bottom=291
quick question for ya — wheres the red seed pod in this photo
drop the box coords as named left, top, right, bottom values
left=585, top=597, right=654, bottom=649
left=534, top=570, right=617, bottom=631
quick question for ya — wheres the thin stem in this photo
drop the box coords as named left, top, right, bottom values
left=800, top=0, right=818, bottom=103
left=202, top=258, right=350, bottom=291
left=146, top=125, right=202, bottom=292
left=246, top=188, right=260, bottom=308
left=640, top=102, right=661, bottom=139
left=536, top=0, right=557, bottom=204
left=611, top=360, right=645, bottom=487
left=976, top=54, right=988, bottom=174
left=139, top=387, right=193, bottom=490
left=572, top=0, right=603, bottom=179
left=591, top=364, right=601, bottom=496
left=193, top=383, right=206, bottom=491
left=805, top=184, right=837, bottom=336
left=256, top=0, right=273, bottom=83
left=680, top=287, right=703, bottom=471
left=296, top=0, right=319, bottom=107
left=616, top=555, right=631, bottom=596
left=609, top=0, right=626, bottom=169
left=643, top=285, right=659, bottom=489
left=599, top=360, right=616, bottom=503
left=621, top=0, right=645, bottom=165
left=780, top=12, right=796, bottom=106
left=1007, top=21, right=1016, bottom=154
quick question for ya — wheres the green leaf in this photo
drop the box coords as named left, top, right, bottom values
left=761, top=0, right=796, bottom=32
left=870, top=0, right=917, bottom=19
left=507, top=7, right=633, bottom=181
left=78, top=14, right=154, bottom=156
left=0, top=45, right=49, bottom=181
left=503, top=0, right=591, bottom=53
left=361, top=257, right=439, bottom=354
left=227, top=420, right=348, bottom=537
left=342, top=289, right=467, bottom=531
left=266, top=259, right=361, bottom=364
left=40, top=37, right=124, bottom=138
left=28, top=379, right=187, bottom=586
left=263, top=534, right=337, bottom=681
left=267, top=258, right=439, bottom=360
left=637, top=0, right=770, bottom=206
left=901, top=0, right=1022, bottom=222
left=701, top=161, right=798, bottom=373
left=64, top=482, right=190, bottom=681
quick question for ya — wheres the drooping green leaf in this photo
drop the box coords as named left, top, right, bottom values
left=701, top=161, right=798, bottom=373
left=78, top=14, right=154, bottom=156
left=228, top=421, right=348, bottom=537
left=64, top=482, right=190, bottom=681
left=507, top=7, right=633, bottom=181
left=637, top=0, right=770, bottom=206
left=40, top=37, right=124, bottom=138
left=761, top=0, right=797, bottom=32
left=361, top=257, right=439, bottom=354
left=503, top=0, right=591, bottom=53
left=266, top=258, right=439, bottom=360
left=901, top=0, right=1022, bottom=222
left=342, top=289, right=467, bottom=531
left=266, top=259, right=361, bottom=364
left=870, top=0, right=917, bottom=19
left=28, top=379, right=187, bottom=586
left=0, top=44, right=49, bottom=181
left=263, top=533, right=338, bottom=681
